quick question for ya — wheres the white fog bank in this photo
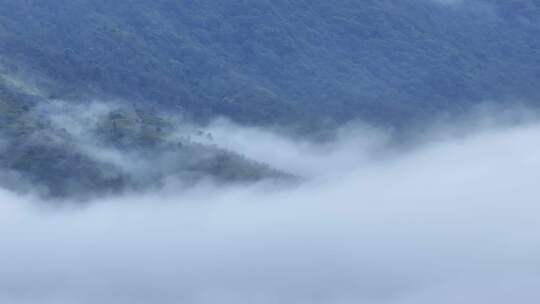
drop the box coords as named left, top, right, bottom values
left=1, top=121, right=540, bottom=304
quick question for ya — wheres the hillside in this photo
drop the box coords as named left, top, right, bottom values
left=0, top=0, right=539, bottom=128
left=0, top=0, right=539, bottom=197
left=0, top=80, right=289, bottom=199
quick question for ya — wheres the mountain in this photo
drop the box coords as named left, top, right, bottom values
left=0, top=80, right=289, bottom=200
left=0, top=0, right=539, bottom=197
left=1, top=0, right=540, bottom=127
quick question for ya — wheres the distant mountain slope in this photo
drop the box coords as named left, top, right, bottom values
left=0, top=0, right=539, bottom=128
left=0, top=79, right=289, bottom=199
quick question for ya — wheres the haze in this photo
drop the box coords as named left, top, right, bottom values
left=1, top=1, right=539, bottom=303
left=1, top=117, right=539, bottom=304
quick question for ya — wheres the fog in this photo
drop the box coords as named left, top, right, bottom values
left=1, top=118, right=540, bottom=304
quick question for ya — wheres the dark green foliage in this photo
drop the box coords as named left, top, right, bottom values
left=0, top=0, right=538, bottom=198
left=0, top=0, right=538, bottom=129
left=0, top=79, right=291, bottom=199
left=2, top=141, right=128, bottom=198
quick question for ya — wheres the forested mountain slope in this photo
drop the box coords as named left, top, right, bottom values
left=0, top=0, right=538, bottom=128
left=0, top=79, right=289, bottom=199
left=0, top=0, right=539, bottom=198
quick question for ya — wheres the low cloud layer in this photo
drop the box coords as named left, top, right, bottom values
left=1, top=119, right=540, bottom=303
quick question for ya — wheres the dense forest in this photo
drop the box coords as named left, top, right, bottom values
left=0, top=0, right=539, bottom=197
left=0, top=0, right=539, bottom=127
left=0, top=81, right=289, bottom=199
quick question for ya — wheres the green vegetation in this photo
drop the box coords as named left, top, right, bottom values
left=0, top=0, right=538, bottom=128
left=0, top=78, right=290, bottom=199
left=0, top=0, right=538, bottom=197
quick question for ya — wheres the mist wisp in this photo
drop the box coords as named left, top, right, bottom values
left=1, top=114, right=540, bottom=304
